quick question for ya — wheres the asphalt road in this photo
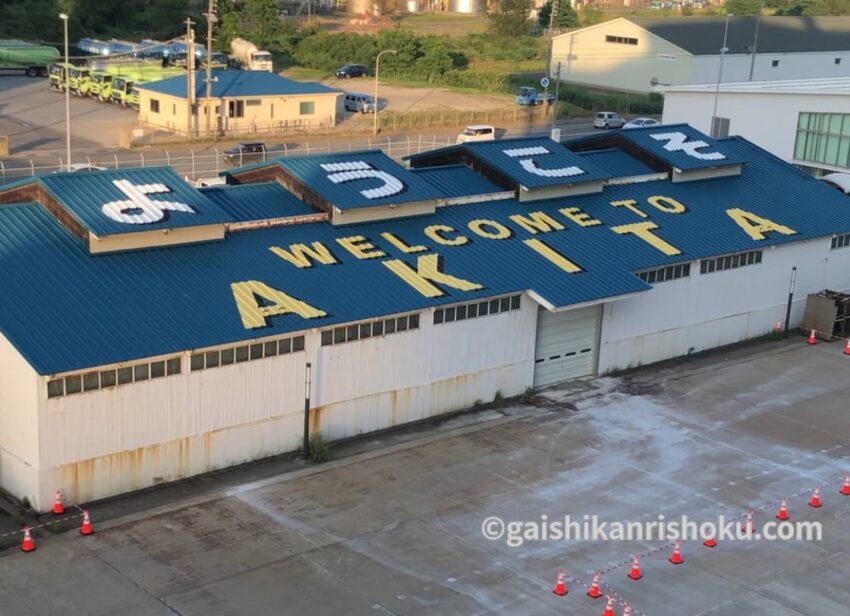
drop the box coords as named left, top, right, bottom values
left=0, top=120, right=598, bottom=184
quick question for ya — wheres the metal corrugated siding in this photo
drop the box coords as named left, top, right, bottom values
left=278, top=151, right=444, bottom=210
left=39, top=167, right=233, bottom=236
left=201, top=182, right=316, bottom=222
left=3, top=135, right=850, bottom=375
left=137, top=69, right=339, bottom=98
left=577, top=149, right=655, bottom=177
left=410, top=165, right=506, bottom=198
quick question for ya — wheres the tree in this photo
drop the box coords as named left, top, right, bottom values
left=538, top=0, right=580, bottom=29
left=724, top=0, right=763, bottom=15
left=489, top=0, right=533, bottom=38
left=579, top=5, right=603, bottom=26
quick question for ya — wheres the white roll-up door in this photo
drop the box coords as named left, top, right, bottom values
left=533, top=305, right=600, bottom=388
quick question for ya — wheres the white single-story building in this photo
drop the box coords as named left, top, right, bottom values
left=1, top=123, right=849, bottom=511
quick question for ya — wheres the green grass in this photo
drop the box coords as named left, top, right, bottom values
left=282, top=67, right=332, bottom=81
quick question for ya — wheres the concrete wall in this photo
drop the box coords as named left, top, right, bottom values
left=598, top=238, right=850, bottom=373
left=551, top=19, right=694, bottom=94
left=138, top=91, right=340, bottom=134
left=0, top=334, right=40, bottom=505
left=663, top=88, right=850, bottom=166
left=31, top=297, right=537, bottom=509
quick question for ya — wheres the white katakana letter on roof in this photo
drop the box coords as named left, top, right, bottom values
left=320, top=161, right=404, bottom=199
left=101, top=179, right=196, bottom=224
left=502, top=145, right=586, bottom=178
left=649, top=131, right=726, bottom=161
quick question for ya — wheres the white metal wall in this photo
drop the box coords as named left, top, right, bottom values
left=29, top=295, right=538, bottom=509
left=597, top=238, right=850, bottom=374
left=533, top=305, right=599, bottom=388
left=691, top=53, right=850, bottom=89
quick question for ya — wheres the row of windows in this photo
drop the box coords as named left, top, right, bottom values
left=321, top=314, right=419, bottom=346
left=191, top=335, right=305, bottom=371
left=605, top=35, right=638, bottom=45
left=637, top=263, right=690, bottom=284
left=832, top=233, right=850, bottom=249
left=700, top=250, right=762, bottom=274
left=794, top=112, right=850, bottom=168
left=48, top=357, right=182, bottom=398
left=433, top=295, right=521, bottom=325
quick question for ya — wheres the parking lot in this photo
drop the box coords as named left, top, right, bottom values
left=0, top=75, right=136, bottom=154
left=1, top=337, right=849, bottom=615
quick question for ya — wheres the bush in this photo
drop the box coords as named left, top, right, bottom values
left=309, top=433, right=332, bottom=464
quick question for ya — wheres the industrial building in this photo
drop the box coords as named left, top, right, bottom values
left=136, top=69, right=342, bottom=136
left=551, top=16, right=850, bottom=94
left=1, top=124, right=850, bottom=511
left=663, top=77, right=850, bottom=178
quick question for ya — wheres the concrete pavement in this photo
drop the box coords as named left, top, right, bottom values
left=3, top=337, right=849, bottom=615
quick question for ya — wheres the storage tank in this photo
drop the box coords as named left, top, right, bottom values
left=77, top=38, right=111, bottom=56
left=452, top=0, right=485, bottom=13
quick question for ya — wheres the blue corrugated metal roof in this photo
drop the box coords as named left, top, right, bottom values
left=32, top=167, right=233, bottom=236
left=137, top=69, right=339, bottom=98
left=277, top=151, right=445, bottom=210
left=201, top=182, right=316, bottom=222
left=407, top=137, right=612, bottom=187
left=2, top=132, right=850, bottom=374
left=577, top=149, right=656, bottom=177
left=411, top=165, right=508, bottom=198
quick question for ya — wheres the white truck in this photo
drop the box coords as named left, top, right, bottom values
left=229, top=38, right=273, bottom=72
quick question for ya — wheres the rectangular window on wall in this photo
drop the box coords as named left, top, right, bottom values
left=795, top=111, right=850, bottom=169
left=228, top=100, right=245, bottom=118
left=299, top=101, right=315, bottom=115
left=150, top=99, right=160, bottom=113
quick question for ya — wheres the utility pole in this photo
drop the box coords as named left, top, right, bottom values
left=550, top=62, right=561, bottom=133
left=204, top=0, right=217, bottom=138
left=748, top=14, right=761, bottom=82
left=711, top=13, right=732, bottom=138
left=185, top=18, right=196, bottom=140
left=545, top=0, right=559, bottom=96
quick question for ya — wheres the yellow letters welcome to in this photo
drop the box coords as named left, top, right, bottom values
left=231, top=280, right=327, bottom=329
left=269, top=242, right=337, bottom=268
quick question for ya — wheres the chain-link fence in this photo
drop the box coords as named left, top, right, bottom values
left=0, top=127, right=555, bottom=185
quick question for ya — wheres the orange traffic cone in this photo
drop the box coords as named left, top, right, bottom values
left=587, top=572, right=603, bottom=599
left=20, top=527, right=35, bottom=553
left=669, top=540, right=684, bottom=565
left=776, top=498, right=790, bottom=521
left=602, top=596, right=616, bottom=616
left=627, top=555, right=643, bottom=580
left=807, top=329, right=818, bottom=345
left=52, top=490, right=65, bottom=515
left=703, top=533, right=718, bottom=548
left=553, top=569, right=567, bottom=596
left=809, top=486, right=822, bottom=508
left=840, top=475, right=850, bottom=496
left=740, top=511, right=755, bottom=534
left=844, top=340, right=850, bottom=355
left=80, top=510, right=94, bottom=536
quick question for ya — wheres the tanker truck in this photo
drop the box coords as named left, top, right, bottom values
left=229, top=38, right=273, bottom=72
left=0, top=39, right=59, bottom=77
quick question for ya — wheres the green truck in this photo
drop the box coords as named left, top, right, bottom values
left=86, top=71, right=114, bottom=100
left=68, top=66, right=91, bottom=95
left=48, top=62, right=71, bottom=90
left=110, top=76, right=136, bottom=106
left=0, top=39, right=59, bottom=77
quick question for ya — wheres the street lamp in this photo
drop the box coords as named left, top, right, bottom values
left=59, top=12, right=71, bottom=170
left=711, top=13, right=733, bottom=137
left=373, top=49, right=397, bottom=136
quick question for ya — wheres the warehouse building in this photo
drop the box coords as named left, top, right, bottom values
left=1, top=124, right=850, bottom=510
left=663, top=77, right=850, bottom=178
left=136, top=69, right=341, bottom=136
left=551, top=16, right=850, bottom=94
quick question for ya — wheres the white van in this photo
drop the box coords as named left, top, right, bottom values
left=344, top=93, right=376, bottom=113
left=456, top=124, right=496, bottom=144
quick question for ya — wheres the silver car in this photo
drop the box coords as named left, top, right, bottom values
left=594, top=112, right=625, bottom=129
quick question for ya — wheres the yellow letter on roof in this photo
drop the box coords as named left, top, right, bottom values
left=231, top=280, right=327, bottom=329
left=725, top=208, right=798, bottom=241
left=270, top=242, right=338, bottom=268
left=509, top=211, right=565, bottom=235
left=383, top=253, right=483, bottom=298
left=611, top=221, right=682, bottom=256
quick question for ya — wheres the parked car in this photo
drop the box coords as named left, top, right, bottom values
left=623, top=117, right=661, bottom=130
left=335, top=64, right=367, bottom=79
left=222, top=142, right=267, bottom=163
left=456, top=124, right=496, bottom=144
left=51, top=163, right=107, bottom=174
left=344, top=92, right=376, bottom=113
left=593, top=112, right=626, bottom=129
